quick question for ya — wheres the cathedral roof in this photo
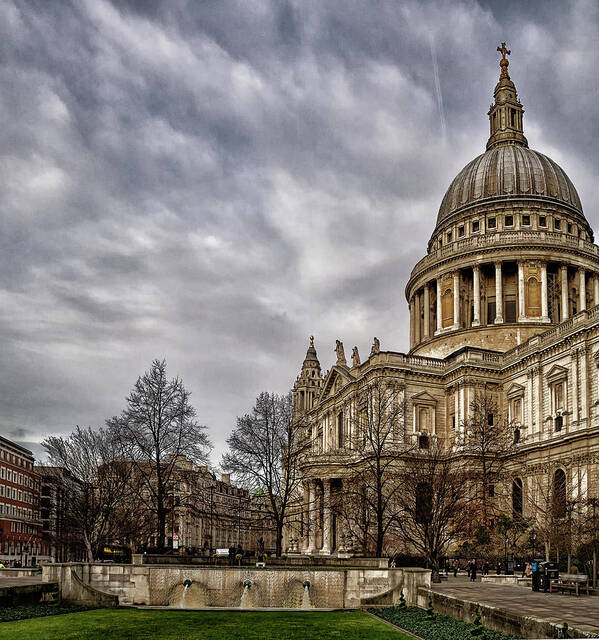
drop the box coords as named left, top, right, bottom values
left=436, top=145, right=583, bottom=226
left=436, top=43, right=584, bottom=228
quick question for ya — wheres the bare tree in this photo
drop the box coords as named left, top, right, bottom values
left=222, top=391, right=306, bottom=557
left=394, top=439, right=471, bottom=582
left=462, top=393, right=516, bottom=529
left=42, top=426, right=130, bottom=562
left=340, top=375, right=408, bottom=557
left=108, top=359, right=211, bottom=551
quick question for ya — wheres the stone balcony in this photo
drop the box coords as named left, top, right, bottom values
left=411, top=229, right=599, bottom=279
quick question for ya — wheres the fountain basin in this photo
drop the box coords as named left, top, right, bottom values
left=43, top=564, right=430, bottom=609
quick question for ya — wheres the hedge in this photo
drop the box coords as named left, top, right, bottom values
left=369, top=606, right=518, bottom=640
left=0, top=603, right=97, bottom=623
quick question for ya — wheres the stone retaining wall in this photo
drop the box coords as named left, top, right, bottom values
left=417, top=587, right=592, bottom=639
left=43, top=563, right=429, bottom=609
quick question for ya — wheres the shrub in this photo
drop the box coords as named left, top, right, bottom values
left=470, top=605, right=486, bottom=639
left=369, top=606, right=517, bottom=640
left=398, top=590, right=407, bottom=610
left=0, top=603, right=97, bottom=623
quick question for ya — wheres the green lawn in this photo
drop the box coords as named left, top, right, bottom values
left=0, top=608, right=412, bottom=640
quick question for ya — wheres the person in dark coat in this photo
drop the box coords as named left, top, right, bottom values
left=470, top=559, right=478, bottom=581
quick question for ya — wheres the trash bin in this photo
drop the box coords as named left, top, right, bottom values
left=539, top=561, right=558, bottom=592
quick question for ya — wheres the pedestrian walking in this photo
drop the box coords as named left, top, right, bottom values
left=453, top=559, right=459, bottom=578
left=470, top=559, right=478, bottom=582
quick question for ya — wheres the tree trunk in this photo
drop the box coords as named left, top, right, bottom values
left=567, top=551, right=571, bottom=574
left=157, top=503, right=166, bottom=552
left=275, top=522, right=283, bottom=557
left=545, top=541, right=550, bottom=562
left=593, top=547, right=597, bottom=588
left=430, top=553, right=441, bottom=583
left=84, top=536, right=94, bottom=563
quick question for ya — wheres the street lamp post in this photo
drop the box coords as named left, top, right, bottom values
left=531, top=529, right=537, bottom=560
left=505, top=536, right=510, bottom=574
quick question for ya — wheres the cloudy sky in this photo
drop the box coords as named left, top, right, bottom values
left=1, top=0, right=598, bottom=464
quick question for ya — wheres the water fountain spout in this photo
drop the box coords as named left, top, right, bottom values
left=179, top=580, right=192, bottom=608
left=240, top=580, right=252, bottom=608
left=301, top=580, right=312, bottom=609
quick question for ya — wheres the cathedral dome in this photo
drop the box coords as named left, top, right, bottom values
left=436, top=145, right=583, bottom=227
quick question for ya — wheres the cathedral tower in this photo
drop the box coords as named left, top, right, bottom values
left=292, top=336, right=323, bottom=419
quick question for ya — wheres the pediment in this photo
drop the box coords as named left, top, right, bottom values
left=546, top=364, right=568, bottom=382
left=412, top=391, right=437, bottom=405
left=320, top=365, right=354, bottom=400
left=506, top=383, right=525, bottom=398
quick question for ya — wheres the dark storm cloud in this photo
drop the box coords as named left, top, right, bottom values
left=1, top=0, right=597, bottom=461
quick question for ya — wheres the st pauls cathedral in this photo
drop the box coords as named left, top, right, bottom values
left=288, top=45, right=599, bottom=556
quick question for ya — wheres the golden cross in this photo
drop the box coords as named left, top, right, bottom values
left=497, top=42, right=511, bottom=61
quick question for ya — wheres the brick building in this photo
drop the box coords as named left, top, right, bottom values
left=0, top=436, right=47, bottom=565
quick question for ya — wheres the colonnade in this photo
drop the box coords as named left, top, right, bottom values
left=302, top=478, right=334, bottom=554
left=409, top=261, right=599, bottom=348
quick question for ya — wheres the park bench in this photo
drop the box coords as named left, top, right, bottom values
left=550, top=573, right=589, bottom=596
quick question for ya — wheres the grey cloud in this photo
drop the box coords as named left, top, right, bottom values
left=0, top=0, right=597, bottom=460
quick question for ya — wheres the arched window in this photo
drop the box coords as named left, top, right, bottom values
left=415, top=482, right=432, bottom=525
left=526, top=277, right=541, bottom=317
left=512, top=477, right=523, bottom=516
left=552, top=469, right=567, bottom=518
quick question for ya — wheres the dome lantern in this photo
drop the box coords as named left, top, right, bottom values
left=486, top=43, right=528, bottom=150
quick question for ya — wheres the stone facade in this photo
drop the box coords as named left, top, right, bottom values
left=287, top=48, right=599, bottom=557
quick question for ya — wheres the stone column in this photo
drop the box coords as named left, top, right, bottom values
left=541, top=262, right=549, bottom=320
left=308, top=480, right=318, bottom=553
left=423, top=284, right=430, bottom=338
left=494, top=262, right=504, bottom=323
left=472, top=265, right=481, bottom=327
left=561, top=265, right=569, bottom=321
left=436, top=278, right=442, bottom=333
left=518, top=261, right=525, bottom=320
left=302, top=482, right=310, bottom=552
left=453, top=271, right=460, bottom=329
left=321, top=479, right=331, bottom=554
left=594, top=275, right=599, bottom=307
left=415, top=293, right=421, bottom=343
left=579, top=269, right=586, bottom=312
left=409, top=298, right=415, bottom=349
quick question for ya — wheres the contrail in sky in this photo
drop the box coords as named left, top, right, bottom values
left=429, top=31, right=447, bottom=145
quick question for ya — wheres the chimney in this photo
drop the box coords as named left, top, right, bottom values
left=221, top=473, right=230, bottom=485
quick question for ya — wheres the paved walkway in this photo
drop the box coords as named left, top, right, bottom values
left=431, top=576, right=599, bottom=637
left=0, top=575, right=42, bottom=587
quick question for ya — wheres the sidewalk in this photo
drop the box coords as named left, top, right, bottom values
left=431, top=575, right=599, bottom=637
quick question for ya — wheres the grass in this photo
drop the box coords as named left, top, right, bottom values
left=0, top=608, right=414, bottom=639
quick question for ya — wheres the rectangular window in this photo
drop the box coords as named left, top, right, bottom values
left=554, top=218, right=561, bottom=230
left=555, top=415, right=563, bottom=431
left=488, top=217, right=496, bottom=229
left=487, top=301, right=496, bottom=324
left=567, top=223, right=573, bottom=234
left=472, top=220, right=480, bottom=233
left=522, top=215, right=530, bottom=226
left=458, top=226, right=465, bottom=237
left=505, top=215, right=514, bottom=227
left=505, top=300, right=517, bottom=323
left=539, top=215, right=547, bottom=227
left=487, top=413, right=494, bottom=426
left=447, top=232, right=452, bottom=242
